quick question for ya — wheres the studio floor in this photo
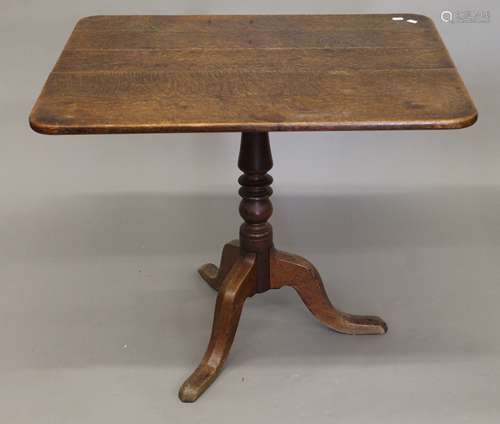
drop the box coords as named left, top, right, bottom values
left=1, top=189, right=499, bottom=423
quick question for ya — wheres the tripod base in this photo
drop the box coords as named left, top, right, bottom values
left=179, top=240, right=387, bottom=402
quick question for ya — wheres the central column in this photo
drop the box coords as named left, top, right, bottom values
left=238, top=132, right=274, bottom=293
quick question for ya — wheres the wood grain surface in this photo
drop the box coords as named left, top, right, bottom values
left=30, top=14, right=477, bottom=134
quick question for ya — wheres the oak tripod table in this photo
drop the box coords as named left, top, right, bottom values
left=30, top=14, right=477, bottom=402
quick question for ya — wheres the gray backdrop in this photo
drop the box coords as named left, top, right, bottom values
left=1, top=0, right=499, bottom=422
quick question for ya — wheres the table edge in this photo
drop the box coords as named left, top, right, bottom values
left=29, top=13, right=478, bottom=136
left=29, top=110, right=478, bottom=135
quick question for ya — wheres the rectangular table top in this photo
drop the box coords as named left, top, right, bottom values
left=30, top=14, right=477, bottom=134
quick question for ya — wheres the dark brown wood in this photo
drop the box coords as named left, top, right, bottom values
left=179, top=253, right=257, bottom=402
left=198, top=240, right=241, bottom=291
left=238, top=132, right=273, bottom=293
left=180, top=132, right=387, bottom=401
left=271, top=249, right=387, bottom=335
left=29, top=14, right=478, bottom=403
left=30, top=14, right=477, bottom=134
left=190, top=239, right=386, bottom=402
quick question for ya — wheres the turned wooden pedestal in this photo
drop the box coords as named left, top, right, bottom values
left=179, top=132, right=387, bottom=401
left=30, top=14, right=477, bottom=403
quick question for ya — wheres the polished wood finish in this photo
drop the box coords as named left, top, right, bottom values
left=30, top=14, right=477, bottom=134
left=180, top=132, right=387, bottom=401
left=238, top=132, right=273, bottom=293
left=198, top=240, right=241, bottom=291
left=179, top=253, right=257, bottom=402
left=271, top=249, right=387, bottom=335
left=30, top=14, right=478, bottom=403
left=198, top=240, right=387, bottom=335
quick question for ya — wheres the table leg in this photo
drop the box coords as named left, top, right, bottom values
left=198, top=240, right=241, bottom=291
left=179, top=254, right=256, bottom=402
left=270, top=249, right=387, bottom=335
left=179, top=131, right=386, bottom=402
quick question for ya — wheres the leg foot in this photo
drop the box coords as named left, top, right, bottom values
left=198, top=240, right=240, bottom=291
left=180, top=254, right=256, bottom=402
left=271, top=250, right=387, bottom=335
